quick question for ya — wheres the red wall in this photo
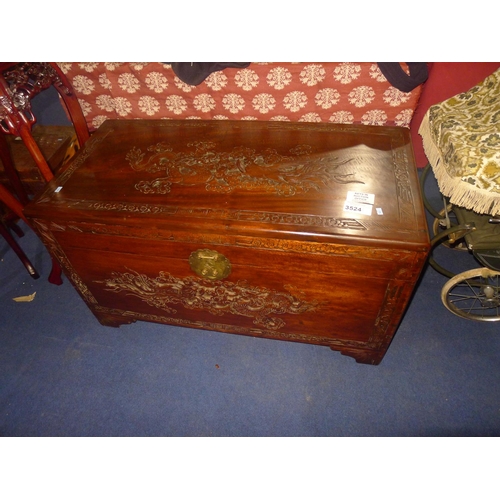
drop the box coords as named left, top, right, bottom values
left=410, top=62, right=500, bottom=168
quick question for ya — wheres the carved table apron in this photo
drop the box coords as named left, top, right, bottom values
left=25, top=120, right=430, bottom=365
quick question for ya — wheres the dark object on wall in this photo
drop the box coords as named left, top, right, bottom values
left=377, top=63, right=428, bottom=92
left=169, top=62, right=251, bottom=85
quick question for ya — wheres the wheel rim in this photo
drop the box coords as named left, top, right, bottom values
left=441, top=267, right=500, bottom=321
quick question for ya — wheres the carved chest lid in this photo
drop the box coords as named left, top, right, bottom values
left=27, top=119, right=429, bottom=248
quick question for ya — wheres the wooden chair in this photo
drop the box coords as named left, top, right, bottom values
left=0, top=62, right=90, bottom=284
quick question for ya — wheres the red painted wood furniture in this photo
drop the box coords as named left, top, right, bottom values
left=0, top=62, right=90, bottom=283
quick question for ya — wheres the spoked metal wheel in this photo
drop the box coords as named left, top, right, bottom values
left=441, top=267, right=500, bottom=321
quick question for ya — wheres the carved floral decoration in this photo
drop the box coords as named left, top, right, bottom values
left=99, top=268, right=321, bottom=331
left=126, top=140, right=364, bottom=196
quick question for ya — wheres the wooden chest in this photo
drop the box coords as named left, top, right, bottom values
left=25, top=120, right=430, bottom=365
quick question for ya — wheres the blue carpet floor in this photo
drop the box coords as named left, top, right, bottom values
left=1, top=172, right=499, bottom=438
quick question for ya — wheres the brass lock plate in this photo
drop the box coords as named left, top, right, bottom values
left=189, top=249, right=232, bottom=280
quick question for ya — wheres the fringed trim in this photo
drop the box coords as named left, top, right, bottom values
left=419, top=111, right=500, bottom=216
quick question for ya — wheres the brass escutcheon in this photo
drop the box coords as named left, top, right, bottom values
left=189, top=249, right=232, bottom=280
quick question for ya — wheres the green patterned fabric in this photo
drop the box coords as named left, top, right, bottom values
left=419, top=66, right=500, bottom=215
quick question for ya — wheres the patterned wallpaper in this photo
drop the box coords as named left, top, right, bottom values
left=59, top=62, right=422, bottom=132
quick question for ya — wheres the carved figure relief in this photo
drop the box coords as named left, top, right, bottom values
left=125, top=140, right=364, bottom=196
left=98, top=268, right=321, bottom=330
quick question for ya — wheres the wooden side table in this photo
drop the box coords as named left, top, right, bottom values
left=0, top=62, right=90, bottom=283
